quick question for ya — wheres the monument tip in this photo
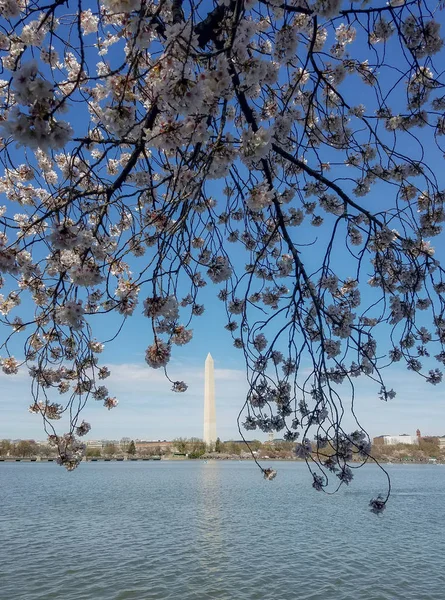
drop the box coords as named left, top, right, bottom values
left=206, top=352, right=213, bottom=361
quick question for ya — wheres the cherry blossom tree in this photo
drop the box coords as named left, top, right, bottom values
left=1, top=0, right=445, bottom=512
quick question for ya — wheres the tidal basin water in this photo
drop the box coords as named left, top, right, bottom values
left=1, top=461, right=444, bottom=600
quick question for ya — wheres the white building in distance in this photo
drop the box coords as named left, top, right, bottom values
left=374, top=434, right=418, bottom=445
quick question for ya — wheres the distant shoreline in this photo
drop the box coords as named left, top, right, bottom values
left=1, top=457, right=443, bottom=465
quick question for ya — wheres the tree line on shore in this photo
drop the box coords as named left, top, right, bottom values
left=1, top=437, right=444, bottom=463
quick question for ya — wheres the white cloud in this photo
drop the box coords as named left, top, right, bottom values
left=107, top=362, right=245, bottom=385
left=0, top=360, right=443, bottom=441
left=0, top=360, right=249, bottom=441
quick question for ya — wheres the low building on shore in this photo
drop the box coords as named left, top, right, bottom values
left=223, top=440, right=256, bottom=445
left=85, top=440, right=104, bottom=449
left=373, top=434, right=418, bottom=446
left=135, top=440, right=176, bottom=453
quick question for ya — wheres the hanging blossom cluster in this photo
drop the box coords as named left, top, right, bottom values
left=0, top=0, right=445, bottom=511
left=1, top=61, right=73, bottom=151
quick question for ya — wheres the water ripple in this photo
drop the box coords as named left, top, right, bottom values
left=1, top=462, right=444, bottom=600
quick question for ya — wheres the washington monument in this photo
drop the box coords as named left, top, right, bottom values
left=203, top=353, right=216, bottom=447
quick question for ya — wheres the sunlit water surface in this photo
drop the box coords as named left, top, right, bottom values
left=1, top=461, right=444, bottom=600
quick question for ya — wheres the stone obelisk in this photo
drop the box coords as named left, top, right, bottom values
left=203, top=353, right=216, bottom=448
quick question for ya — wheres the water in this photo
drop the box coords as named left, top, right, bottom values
left=0, top=461, right=444, bottom=600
